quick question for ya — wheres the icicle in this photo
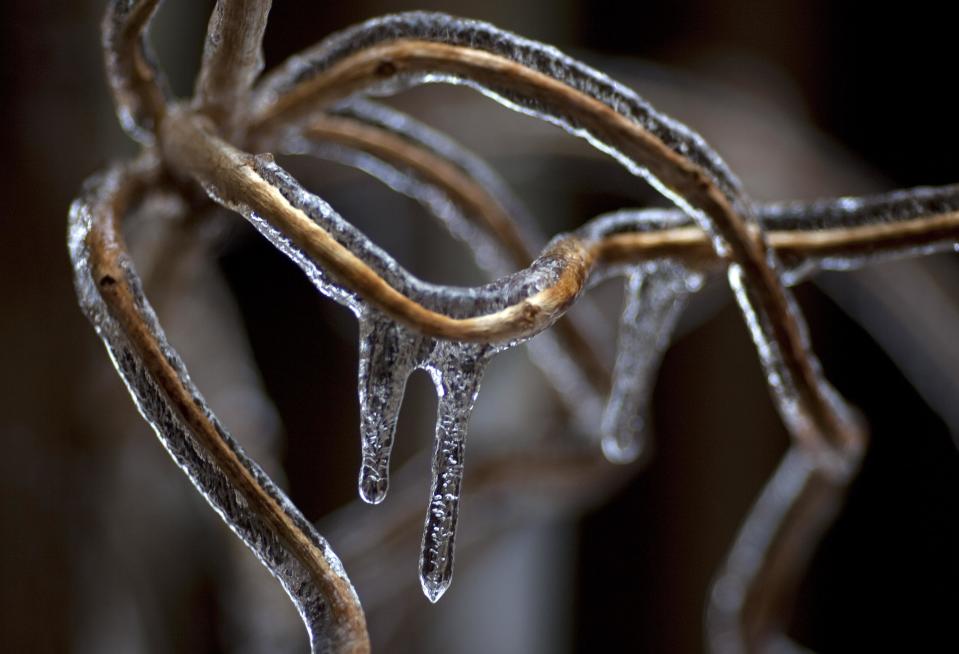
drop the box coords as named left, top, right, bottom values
left=356, top=313, right=422, bottom=504
left=419, top=343, right=491, bottom=602
left=276, top=99, right=610, bottom=438
left=601, top=263, right=702, bottom=463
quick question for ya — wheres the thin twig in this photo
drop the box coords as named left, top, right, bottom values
left=708, top=447, right=852, bottom=653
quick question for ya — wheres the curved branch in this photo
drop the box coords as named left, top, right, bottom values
left=102, top=0, right=170, bottom=143
left=164, top=107, right=959, bottom=344
left=271, top=100, right=613, bottom=417
left=68, top=157, right=370, bottom=654
left=161, top=107, right=595, bottom=343
left=707, top=447, right=856, bottom=653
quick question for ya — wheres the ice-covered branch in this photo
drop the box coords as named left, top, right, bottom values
left=102, top=0, right=170, bottom=143
left=68, top=156, right=370, bottom=654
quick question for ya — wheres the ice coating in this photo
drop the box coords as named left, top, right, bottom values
left=251, top=12, right=748, bottom=217
left=225, top=155, right=578, bottom=325
left=707, top=449, right=813, bottom=654
left=763, top=184, right=959, bottom=231
left=275, top=98, right=538, bottom=275
left=601, top=262, right=701, bottom=463
left=578, top=189, right=959, bottom=284
left=420, top=343, right=491, bottom=602
left=81, top=2, right=959, bottom=647
left=762, top=185, right=959, bottom=284
left=68, top=164, right=365, bottom=653
left=276, top=98, right=608, bottom=437
left=201, top=113, right=956, bottom=599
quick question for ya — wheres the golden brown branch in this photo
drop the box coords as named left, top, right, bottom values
left=194, top=0, right=273, bottom=131
left=77, top=159, right=371, bottom=653
left=167, top=107, right=959, bottom=349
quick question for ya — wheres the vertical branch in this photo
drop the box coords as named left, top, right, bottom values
left=194, top=0, right=273, bottom=132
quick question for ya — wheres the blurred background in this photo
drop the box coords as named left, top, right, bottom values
left=2, top=1, right=958, bottom=652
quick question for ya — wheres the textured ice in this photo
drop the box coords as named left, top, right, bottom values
left=201, top=150, right=592, bottom=598
left=69, top=163, right=360, bottom=654
left=217, top=34, right=959, bottom=594
left=762, top=185, right=959, bottom=283
left=84, top=3, right=959, bottom=647
left=601, top=262, right=701, bottom=463
left=252, top=12, right=748, bottom=217
left=420, top=342, right=491, bottom=602
left=573, top=187, right=959, bottom=284
left=275, top=99, right=608, bottom=437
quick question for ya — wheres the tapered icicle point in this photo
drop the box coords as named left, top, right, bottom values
left=601, top=264, right=701, bottom=463
left=419, top=346, right=489, bottom=602
left=357, top=315, right=419, bottom=504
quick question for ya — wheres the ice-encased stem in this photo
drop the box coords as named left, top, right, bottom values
left=102, top=0, right=169, bottom=144
left=69, top=161, right=369, bottom=653
left=356, top=314, right=420, bottom=504
left=420, top=345, right=490, bottom=602
left=601, top=264, right=700, bottom=463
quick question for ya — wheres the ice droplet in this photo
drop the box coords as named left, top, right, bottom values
left=601, top=263, right=701, bottom=462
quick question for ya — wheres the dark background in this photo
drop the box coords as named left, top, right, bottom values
left=2, top=1, right=958, bottom=652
